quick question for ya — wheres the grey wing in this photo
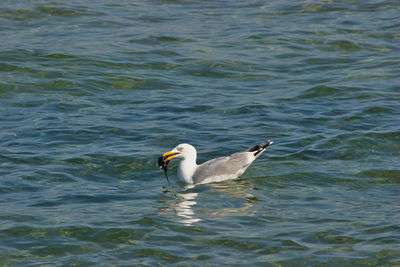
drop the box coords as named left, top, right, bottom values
left=192, top=152, right=254, bottom=184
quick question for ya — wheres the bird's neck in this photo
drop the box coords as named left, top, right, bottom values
left=178, top=157, right=197, bottom=184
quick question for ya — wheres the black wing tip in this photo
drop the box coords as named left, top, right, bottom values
left=259, top=140, right=273, bottom=148
left=248, top=140, right=273, bottom=156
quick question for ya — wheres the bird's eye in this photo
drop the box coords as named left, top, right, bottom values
left=179, top=147, right=184, bottom=151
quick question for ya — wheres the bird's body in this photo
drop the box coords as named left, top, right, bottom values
left=161, top=140, right=272, bottom=184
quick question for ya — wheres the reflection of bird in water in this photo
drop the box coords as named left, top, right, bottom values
left=159, top=181, right=259, bottom=226
left=175, top=189, right=201, bottom=225
left=160, top=140, right=273, bottom=184
left=159, top=185, right=201, bottom=226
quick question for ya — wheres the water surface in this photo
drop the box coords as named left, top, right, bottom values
left=1, top=0, right=399, bottom=266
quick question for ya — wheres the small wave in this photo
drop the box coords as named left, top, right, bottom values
left=299, top=85, right=343, bottom=98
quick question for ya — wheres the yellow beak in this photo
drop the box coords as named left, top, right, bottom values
left=162, top=151, right=180, bottom=161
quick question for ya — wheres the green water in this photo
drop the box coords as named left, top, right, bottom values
left=1, top=1, right=399, bottom=266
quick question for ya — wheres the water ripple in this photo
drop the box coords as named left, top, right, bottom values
left=1, top=0, right=399, bottom=266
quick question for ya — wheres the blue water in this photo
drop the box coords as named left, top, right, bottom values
left=1, top=1, right=400, bottom=266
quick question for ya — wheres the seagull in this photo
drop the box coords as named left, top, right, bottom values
left=161, top=140, right=273, bottom=184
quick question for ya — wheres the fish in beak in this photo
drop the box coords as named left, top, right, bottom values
left=158, top=150, right=180, bottom=183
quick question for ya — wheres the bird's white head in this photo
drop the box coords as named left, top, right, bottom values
left=162, top=143, right=197, bottom=161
